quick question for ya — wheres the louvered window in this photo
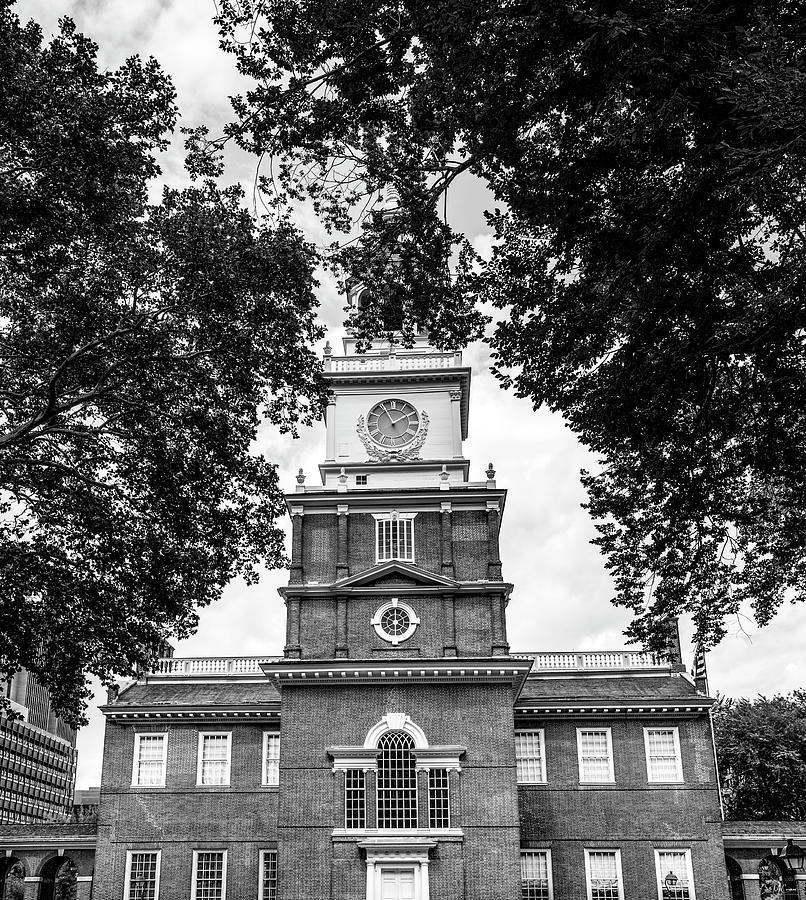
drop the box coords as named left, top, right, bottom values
left=376, top=731, right=418, bottom=829
left=520, top=850, right=552, bottom=899
left=428, top=768, right=450, bottom=828
left=345, top=768, right=366, bottom=829
left=376, top=514, right=415, bottom=562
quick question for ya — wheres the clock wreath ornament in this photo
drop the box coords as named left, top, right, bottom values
left=357, top=399, right=429, bottom=462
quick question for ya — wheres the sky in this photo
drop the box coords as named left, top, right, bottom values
left=13, top=0, right=806, bottom=790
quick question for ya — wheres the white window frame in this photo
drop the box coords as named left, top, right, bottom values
left=191, top=849, right=228, bottom=900
left=262, top=732, right=280, bottom=786
left=373, top=512, right=416, bottom=563
left=258, top=849, right=278, bottom=900
left=131, top=733, right=168, bottom=788
left=644, top=727, right=684, bottom=783
left=520, top=848, right=554, bottom=900
left=123, top=849, right=161, bottom=900
left=654, top=848, right=696, bottom=900
left=516, top=730, right=547, bottom=784
left=196, top=732, right=232, bottom=786
left=577, top=728, right=615, bottom=784
left=584, top=849, right=624, bottom=900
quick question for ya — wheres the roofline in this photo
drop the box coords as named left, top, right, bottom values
left=285, top=484, right=507, bottom=515
left=279, top=581, right=513, bottom=599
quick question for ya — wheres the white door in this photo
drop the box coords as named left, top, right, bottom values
left=380, top=868, right=415, bottom=900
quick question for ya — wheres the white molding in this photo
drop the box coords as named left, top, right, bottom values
left=364, top=714, right=429, bottom=749
left=654, top=848, right=696, bottom=900
left=371, top=598, right=421, bottom=645
left=131, top=733, right=167, bottom=788
left=520, top=849, right=554, bottom=900
left=359, top=838, right=435, bottom=900
left=261, top=732, right=280, bottom=786
left=257, top=849, right=277, bottom=900
left=516, top=729, right=547, bottom=784
left=644, top=727, right=684, bottom=784
left=577, top=728, right=615, bottom=784
left=123, top=849, right=161, bottom=900
left=584, top=849, right=623, bottom=900
left=196, top=731, right=232, bottom=787
left=191, top=849, right=227, bottom=900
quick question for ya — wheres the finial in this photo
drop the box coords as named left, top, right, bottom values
left=324, top=340, right=332, bottom=356
left=486, top=462, right=496, bottom=480
left=296, top=468, right=306, bottom=485
left=439, top=464, right=450, bottom=490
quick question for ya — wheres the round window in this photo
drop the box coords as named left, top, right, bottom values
left=371, top=599, right=420, bottom=645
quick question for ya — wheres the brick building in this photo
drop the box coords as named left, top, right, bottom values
left=1, top=670, right=77, bottom=825
left=86, top=293, right=737, bottom=900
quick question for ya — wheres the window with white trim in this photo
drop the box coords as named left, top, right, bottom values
left=192, top=850, right=227, bottom=900
left=376, top=730, right=418, bottom=828
left=644, top=728, right=683, bottom=783
left=375, top=513, right=415, bottom=562
left=345, top=769, right=366, bottom=829
left=577, top=728, right=615, bottom=783
left=262, top=733, right=280, bottom=786
left=520, top=850, right=553, bottom=899
left=259, top=850, right=277, bottom=900
left=655, top=850, right=695, bottom=900
left=428, top=768, right=450, bottom=828
left=197, top=733, right=231, bottom=786
left=516, top=730, right=546, bottom=783
left=125, top=850, right=160, bottom=900
left=132, top=734, right=167, bottom=787
left=585, top=850, right=623, bottom=900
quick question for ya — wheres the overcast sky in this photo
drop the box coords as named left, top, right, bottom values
left=15, top=0, right=806, bottom=790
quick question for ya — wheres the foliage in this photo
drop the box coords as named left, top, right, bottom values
left=714, top=692, right=806, bottom=820
left=0, top=2, right=325, bottom=724
left=216, top=0, right=806, bottom=650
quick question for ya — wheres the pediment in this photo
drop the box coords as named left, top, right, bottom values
left=334, top=561, right=459, bottom=590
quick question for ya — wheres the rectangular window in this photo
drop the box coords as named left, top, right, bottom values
left=375, top=513, right=415, bottom=562
left=356, top=474, right=368, bottom=485
left=428, top=768, right=450, bottom=829
left=577, top=728, right=615, bottom=783
left=585, top=850, right=623, bottom=900
left=262, top=733, right=280, bottom=786
left=125, top=850, right=160, bottom=900
left=192, top=850, right=227, bottom=900
left=520, top=850, right=553, bottom=900
left=655, top=850, right=695, bottom=900
left=259, top=850, right=277, bottom=900
left=197, top=733, right=231, bottom=786
left=516, top=730, right=546, bottom=783
left=345, top=769, right=366, bottom=829
left=645, top=728, right=683, bottom=783
left=132, top=734, right=167, bottom=787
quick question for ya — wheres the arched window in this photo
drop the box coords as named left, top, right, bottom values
left=377, top=731, right=418, bottom=829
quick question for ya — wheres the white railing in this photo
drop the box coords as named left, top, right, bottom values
left=326, top=351, right=460, bottom=373
left=148, top=656, right=280, bottom=677
left=519, top=651, right=665, bottom=672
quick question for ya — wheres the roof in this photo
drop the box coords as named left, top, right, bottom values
left=722, top=821, right=806, bottom=838
left=114, top=680, right=280, bottom=708
left=518, top=673, right=705, bottom=704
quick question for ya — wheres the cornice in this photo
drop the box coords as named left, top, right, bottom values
left=285, top=484, right=506, bottom=515
left=99, top=705, right=280, bottom=721
left=279, top=580, right=513, bottom=598
left=514, top=701, right=713, bottom=718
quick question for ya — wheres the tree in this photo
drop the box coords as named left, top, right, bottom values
left=0, top=2, right=325, bottom=725
left=214, top=0, right=806, bottom=651
left=713, top=692, right=806, bottom=820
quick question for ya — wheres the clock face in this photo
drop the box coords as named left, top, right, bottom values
left=367, top=399, right=420, bottom=448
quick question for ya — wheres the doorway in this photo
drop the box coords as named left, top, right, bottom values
left=380, top=868, right=415, bottom=900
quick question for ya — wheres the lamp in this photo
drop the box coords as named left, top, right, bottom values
left=780, top=838, right=806, bottom=872
left=662, top=871, right=679, bottom=897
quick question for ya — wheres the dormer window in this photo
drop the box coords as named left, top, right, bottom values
left=375, top=512, right=415, bottom=562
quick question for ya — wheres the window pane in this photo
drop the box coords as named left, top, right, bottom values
left=345, top=769, right=366, bottom=829
left=520, top=850, right=550, bottom=899
left=135, top=736, right=165, bottom=786
left=128, top=852, right=158, bottom=900
left=647, top=729, right=680, bottom=781
left=264, top=734, right=280, bottom=786
left=657, top=852, right=691, bottom=900
left=579, top=730, right=612, bottom=782
left=376, top=731, right=417, bottom=828
left=516, top=732, right=545, bottom=783
left=428, top=768, right=450, bottom=829
left=261, top=850, right=277, bottom=900
left=588, top=852, right=620, bottom=900
left=200, top=735, right=229, bottom=785
left=376, top=516, right=414, bottom=562
left=194, top=852, right=225, bottom=900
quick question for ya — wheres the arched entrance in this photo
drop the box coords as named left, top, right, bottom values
left=39, top=857, right=78, bottom=900
left=0, top=858, right=26, bottom=900
left=759, top=854, right=797, bottom=899
left=725, top=855, right=745, bottom=900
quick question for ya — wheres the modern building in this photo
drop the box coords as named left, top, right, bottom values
left=1, top=670, right=77, bottom=824
left=74, top=288, right=742, bottom=900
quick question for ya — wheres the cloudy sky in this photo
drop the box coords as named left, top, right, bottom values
left=15, top=0, right=806, bottom=789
